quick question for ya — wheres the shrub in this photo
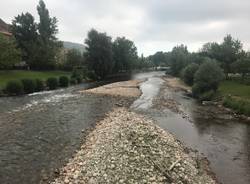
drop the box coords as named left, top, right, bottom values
left=46, top=77, right=58, bottom=90
left=181, top=63, right=199, bottom=86
left=198, top=90, right=215, bottom=101
left=59, top=76, right=69, bottom=87
left=21, top=79, right=36, bottom=94
left=70, top=77, right=77, bottom=85
left=223, top=96, right=250, bottom=116
left=192, top=60, right=224, bottom=98
left=86, top=70, right=98, bottom=80
left=5, top=80, right=23, bottom=95
left=35, top=79, right=45, bottom=91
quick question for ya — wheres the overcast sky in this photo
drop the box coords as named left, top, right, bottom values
left=1, top=0, right=250, bottom=56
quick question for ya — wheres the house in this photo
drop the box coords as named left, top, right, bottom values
left=0, top=18, right=12, bottom=38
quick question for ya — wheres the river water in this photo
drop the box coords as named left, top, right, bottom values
left=0, top=72, right=250, bottom=184
left=132, top=72, right=250, bottom=184
left=0, top=79, right=131, bottom=184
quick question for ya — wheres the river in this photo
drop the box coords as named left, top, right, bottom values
left=0, top=72, right=250, bottom=184
left=132, top=72, right=250, bottom=184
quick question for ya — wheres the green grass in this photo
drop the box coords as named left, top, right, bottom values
left=0, top=70, right=71, bottom=89
left=219, top=80, right=250, bottom=99
left=219, top=80, right=250, bottom=116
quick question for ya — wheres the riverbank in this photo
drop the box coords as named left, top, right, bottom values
left=52, top=79, right=216, bottom=184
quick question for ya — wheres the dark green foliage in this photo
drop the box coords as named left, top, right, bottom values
left=85, top=29, right=113, bottom=79
left=0, top=35, right=21, bottom=69
left=21, top=78, right=36, bottom=94
left=5, top=80, right=23, bottom=95
left=59, top=76, right=69, bottom=87
left=231, top=57, right=250, bottom=80
left=12, top=12, right=38, bottom=67
left=223, top=96, right=250, bottom=116
left=112, top=37, right=138, bottom=72
left=86, top=70, right=98, bottom=80
left=46, top=77, right=58, bottom=90
left=70, top=78, right=77, bottom=85
left=65, top=49, right=84, bottom=70
left=71, top=67, right=87, bottom=83
left=181, top=63, right=199, bottom=85
left=35, top=79, right=45, bottom=91
left=198, top=90, right=215, bottom=101
left=170, top=45, right=189, bottom=76
left=192, top=59, right=224, bottom=98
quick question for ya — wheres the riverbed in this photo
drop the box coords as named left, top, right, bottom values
left=132, top=72, right=250, bottom=184
left=0, top=72, right=250, bottom=184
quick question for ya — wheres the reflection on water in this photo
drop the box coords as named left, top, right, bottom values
left=132, top=72, right=250, bottom=184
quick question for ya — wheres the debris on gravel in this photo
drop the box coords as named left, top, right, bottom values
left=51, top=108, right=216, bottom=184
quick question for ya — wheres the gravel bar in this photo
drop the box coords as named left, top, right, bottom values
left=51, top=107, right=216, bottom=184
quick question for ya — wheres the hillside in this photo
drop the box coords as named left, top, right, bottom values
left=63, top=41, right=86, bottom=53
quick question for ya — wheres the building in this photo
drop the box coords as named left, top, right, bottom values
left=0, top=18, right=12, bottom=38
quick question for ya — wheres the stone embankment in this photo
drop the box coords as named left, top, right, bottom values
left=51, top=80, right=216, bottom=184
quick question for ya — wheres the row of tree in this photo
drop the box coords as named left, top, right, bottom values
left=11, top=0, right=61, bottom=70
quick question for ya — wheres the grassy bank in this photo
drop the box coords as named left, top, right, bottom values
left=219, top=80, right=250, bottom=116
left=0, top=70, right=71, bottom=89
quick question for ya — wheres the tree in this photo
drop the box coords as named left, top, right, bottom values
left=0, top=34, right=21, bottom=69
left=181, top=63, right=199, bottom=86
left=149, top=51, right=166, bottom=67
left=220, top=35, right=243, bottom=78
left=35, top=0, right=61, bottom=70
left=170, top=44, right=189, bottom=76
left=112, top=37, right=138, bottom=72
left=85, top=29, right=113, bottom=79
left=192, top=59, right=224, bottom=97
left=12, top=12, right=38, bottom=67
left=66, top=49, right=84, bottom=70
left=231, top=57, right=250, bottom=80
left=199, top=42, right=221, bottom=61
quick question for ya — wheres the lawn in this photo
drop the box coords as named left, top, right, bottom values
left=0, top=70, right=71, bottom=89
left=219, top=80, right=250, bottom=99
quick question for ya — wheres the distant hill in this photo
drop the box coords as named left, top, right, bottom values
left=63, top=41, right=86, bottom=53
left=0, top=18, right=10, bottom=32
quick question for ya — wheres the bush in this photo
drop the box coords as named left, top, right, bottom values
left=86, top=70, right=98, bottom=80
left=21, top=79, right=36, bottom=94
left=35, top=79, right=45, bottom=91
left=46, top=77, right=58, bottom=90
left=198, top=90, right=215, bottom=101
left=5, top=80, right=23, bottom=95
left=192, top=60, right=224, bottom=98
left=223, top=96, right=250, bottom=116
left=181, top=63, right=199, bottom=85
left=59, top=76, right=69, bottom=87
left=70, top=77, right=77, bottom=85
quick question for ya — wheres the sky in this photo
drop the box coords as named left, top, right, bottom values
left=1, top=0, right=250, bottom=56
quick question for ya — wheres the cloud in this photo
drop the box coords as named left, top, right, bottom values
left=1, top=0, right=250, bottom=55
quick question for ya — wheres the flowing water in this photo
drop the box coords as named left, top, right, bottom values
left=0, top=79, right=130, bottom=184
left=1, top=72, right=250, bottom=184
left=132, top=72, right=250, bottom=184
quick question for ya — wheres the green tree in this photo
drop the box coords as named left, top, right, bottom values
left=36, top=0, right=61, bottom=70
left=149, top=51, right=166, bottom=68
left=112, top=37, right=138, bottom=72
left=231, top=57, right=250, bottom=80
left=0, top=34, right=21, bottom=69
left=220, top=35, right=243, bottom=78
left=181, top=63, right=199, bottom=85
left=66, top=49, right=84, bottom=70
left=84, top=29, right=113, bottom=79
left=170, top=44, right=189, bottom=76
left=192, top=59, right=224, bottom=97
left=12, top=12, right=38, bottom=67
